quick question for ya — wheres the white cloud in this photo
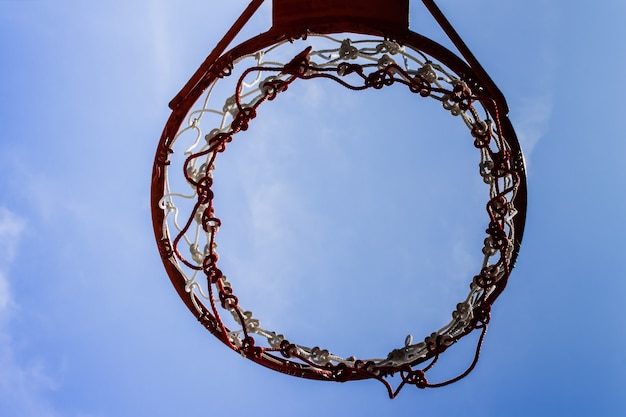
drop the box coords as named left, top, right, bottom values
left=146, top=0, right=175, bottom=97
left=0, top=273, right=10, bottom=315
left=0, top=335, right=60, bottom=417
left=514, top=94, right=554, bottom=158
left=0, top=209, right=63, bottom=417
left=0, top=207, right=25, bottom=314
left=0, top=208, right=24, bottom=261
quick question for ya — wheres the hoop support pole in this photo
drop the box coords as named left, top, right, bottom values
left=421, top=0, right=508, bottom=114
left=169, top=0, right=266, bottom=110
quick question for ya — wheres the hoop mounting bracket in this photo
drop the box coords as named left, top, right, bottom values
left=272, top=0, right=409, bottom=32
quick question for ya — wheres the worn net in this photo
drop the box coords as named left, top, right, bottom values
left=154, top=34, right=522, bottom=397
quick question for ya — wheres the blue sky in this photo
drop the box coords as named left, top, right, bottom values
left=1, top=0, right=625, bottom=416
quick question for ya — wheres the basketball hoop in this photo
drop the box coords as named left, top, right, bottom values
left=151, top=0, right=527, bottom=398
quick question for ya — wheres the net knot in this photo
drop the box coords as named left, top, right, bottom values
left=471, top=121, right=491, bottom=148
left=231, top=107, right=257, bottom=132
left=365, top=68, right=395, bottom=89
left=260, top=76, right=289, bottom=100
left=485, top=221, right=508, bottom=250
left=337, top=62, right=362, bottom=77
left=310, top=347, right=331, bottom=365
left=402, top=368, right=428, bottom=389
left=241, top=336, right=263, bottom=358
left=473, top=264, right=500, bottom=289
left=452, top=302, right=472, bottom=325
left=219, top=290, right=238, bottom=311
left=376, top=40, right=402, bottom=55
left=488, top=195, right=510, bottom=217
left=339, top=39, right=358, bottom=60
left=473, top=305, right=492, bottom=327
left=196, top=176, right=214, bottom=204
left=326, top=362, right=350, bottom=382
left=416, top=63, right=437, bottom=83
left=279, top=340, right=298, bottom=358
left=377, top=54, right=396, bottom=69
left=409, top=75, right=432, bottom=97
left=490, top=150, right=512, bottom=178
left=425, top=333, right=453, bottom=354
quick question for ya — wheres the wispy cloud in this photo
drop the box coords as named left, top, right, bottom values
left=509, top=6, right=557, bottom=162
left=0, top=335, right=60, bottom=417
left=0, top=207, right=62, bottom=417
left=514, top=94, right=554, bottom=158
left=146, top=0, right=175, bottom=97
left=0, top=207, right=25, bottom=315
